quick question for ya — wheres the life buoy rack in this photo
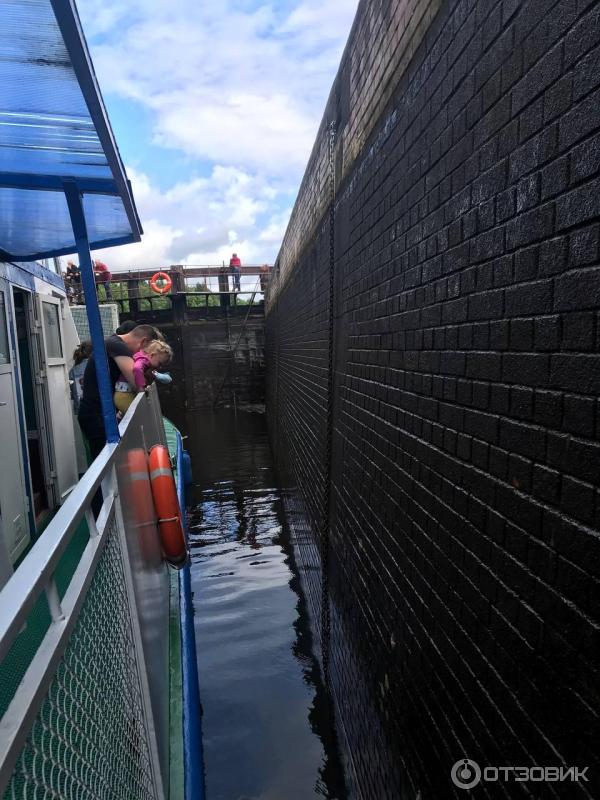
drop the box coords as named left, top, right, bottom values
left=148, top=445, right=187, bottom=567
left=149, top=271, right=172, bottom=295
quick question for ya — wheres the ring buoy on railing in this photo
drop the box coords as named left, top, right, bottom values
left=149, top=271, right=172, bottom=295
left=148, top=445, right=187, bottom=567
left=126, top=448, right=160, bottom=562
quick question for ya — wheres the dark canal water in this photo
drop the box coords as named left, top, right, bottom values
left=185, top=408, right=346, bottom=800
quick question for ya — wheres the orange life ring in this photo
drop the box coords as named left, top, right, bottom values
left=148, top=445, right=187, bottom=567
left=125, top=448, right=160, bottom=564
left=126, top=449, right=153, bottom=524
left=149, top=271, right=172, bottom=295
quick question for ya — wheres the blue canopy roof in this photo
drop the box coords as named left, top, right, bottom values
left=0, top=0, right=142, bottom=262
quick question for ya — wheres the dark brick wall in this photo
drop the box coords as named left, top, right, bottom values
left=266, top=0, right=600, bottom=797
left=267, top=229, right=330, bottom=646
left=148, top=314, right=265, bottom=430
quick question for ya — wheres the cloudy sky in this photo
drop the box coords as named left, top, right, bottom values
left=78, top=0, right=359, bottom=272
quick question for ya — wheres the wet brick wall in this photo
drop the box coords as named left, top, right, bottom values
left=267, top=228, right=331, bottom=655
left=140, top=313, right=266, bottom=430
left=266, top=0, right=600, bottom=798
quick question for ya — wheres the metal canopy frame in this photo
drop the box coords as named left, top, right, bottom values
left=50, top=0, right=141, bottom=246
left=0, top=0, right=144, bottom=442
left=0, top=0, right=142, bottom=263
left=64, top=182, right=120, bottom=443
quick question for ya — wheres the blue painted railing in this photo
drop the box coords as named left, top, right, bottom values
left=176, top=434, right=206, bottom=800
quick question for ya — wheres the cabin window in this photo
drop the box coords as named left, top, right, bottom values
left=42, top=302, right=62, bottom=358
left=0, top=292, right=10, bottom=365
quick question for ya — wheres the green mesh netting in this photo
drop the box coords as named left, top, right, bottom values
left=0, top=520, right=90, bottom=721
left=3, top=521, right=158, bottom=800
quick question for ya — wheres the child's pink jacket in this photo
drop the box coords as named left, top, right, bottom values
left=133, top=351, right=152, bottom=390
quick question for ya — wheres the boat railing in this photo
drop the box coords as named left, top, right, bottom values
left=0, top=388, right=170, bottom=799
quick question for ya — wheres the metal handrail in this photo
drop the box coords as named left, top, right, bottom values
left=0, top=501, right=117, bottom=789
left=0, top=391, right=166, bottom=798
left=0, top=443, right=116, bottom=663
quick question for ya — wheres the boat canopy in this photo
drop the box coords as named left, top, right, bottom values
left=0, top=0, right=142, bottom=262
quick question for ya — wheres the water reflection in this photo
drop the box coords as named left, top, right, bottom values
left=185, top=409, right=346, bottom=800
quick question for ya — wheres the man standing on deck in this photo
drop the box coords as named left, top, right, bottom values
left=93, top=259, right=113, bottom=300
left=78, top=324, right=160, bottom=460
left=229, top=252, right=241, bottom=292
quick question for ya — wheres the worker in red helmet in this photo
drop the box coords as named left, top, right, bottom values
left=229, top=253, right=241, bottom=292
left=93, top=259, right=113, bottom=300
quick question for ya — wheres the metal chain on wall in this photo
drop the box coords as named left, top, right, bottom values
left=320, top=120, right=336, bottom=687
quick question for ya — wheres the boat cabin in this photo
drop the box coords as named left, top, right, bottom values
left=0, top=258, right=79, bottom=578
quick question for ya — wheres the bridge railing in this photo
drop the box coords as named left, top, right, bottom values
left=0, top=389, right=170, bottom=800
left=66, top=267, right=271, bottom=317
left=65, top=265, right=272, bottom=308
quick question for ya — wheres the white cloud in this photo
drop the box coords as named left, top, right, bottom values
left=258, top=210, right=293, bottom=245
left=77, top=0, right=359, bottom=267
left=279, top=0, right=357, bottom=39
left=94, top=219, right=182, bottom=271
left=154, top=91, right=316, bottom=174
left=92, top=165, right=288, bottom=270
left=80, top=0, right=358, bottom=178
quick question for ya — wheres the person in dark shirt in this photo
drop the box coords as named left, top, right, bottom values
left=78, top=324, right=160, bottom=459
left=65, top=260, right=82, bottom=303
left=69, top=341, right=92, bottom=414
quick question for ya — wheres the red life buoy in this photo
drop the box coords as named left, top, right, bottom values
left=127, top=448, right=153, bottom=524
left=148, top=445, right=187, bottom=567
left=125, top=448, right=160, bottom=564
left=149, top=271, right=172, bottom=295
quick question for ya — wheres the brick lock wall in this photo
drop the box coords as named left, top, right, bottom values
left=266, top=229, right=331, bottom=645
left=267, top=0, right=600, bottom=797
left=154, top=315, right=266, bottom=430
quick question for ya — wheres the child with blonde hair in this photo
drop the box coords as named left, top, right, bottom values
left=114, top=339, right=173, bottom=414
